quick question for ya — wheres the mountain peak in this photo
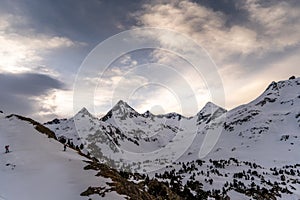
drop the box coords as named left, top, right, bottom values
left=78, top=107, right=89, bottom=114
left=163, top=112, right=183, bottom=119
left=264, top=77, right=300, bottom=93
left=142, top=110, right=153, bottom=117
left=203, top=101, right=218, bottom=109
left=116, top=99, right=126, bottom=105
left=112, top=100, right=135, bottom=112
left=198, top=102, right=226, bottom=114
left=196, top=102, right=226, bottom=124
left=256, top=77, right=300, bottom=105
left=101, top=100, right=140, bottom=121
left=264, top=81, right=279, bottom=94
left=75, top=107, right=93, bottom=118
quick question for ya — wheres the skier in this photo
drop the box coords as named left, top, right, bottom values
left=63, top=143, right=67, bottom=151
left=5, top=145, right=9, bottom=153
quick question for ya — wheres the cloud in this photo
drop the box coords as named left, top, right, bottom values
left=0, top=14, right=83, bottom=73
left=130, top=0, right=300, bottom=110
left=240, top=0, right=300, bottom=51
left=0, top=12, right=85, bottom=121
left=0, top=0, right=297, bottom=120
left=132, top=0, right=259, bottom=61
left=118, top=54, right=138, bottom=66
left=133, top=0, right=300, bottom=60
left=0, top=73, right=65, bottom=95
left=93, top=67, right=150, bottom=111
left=0, top=72, right=66, bottom=120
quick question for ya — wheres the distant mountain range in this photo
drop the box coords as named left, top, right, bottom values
left=45, top=76, right=300, bottom=167
left=1, top=76, right=299, bottom=200
left=44, top=76, right=300, bottom=199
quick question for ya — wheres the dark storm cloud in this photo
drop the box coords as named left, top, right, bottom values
left=0, top=0, right=144, bottom=44
left=0, top=73, right=65, bottom=96
left=0, top=73, right=66, bottom=115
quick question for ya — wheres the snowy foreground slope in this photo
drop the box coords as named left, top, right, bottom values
left=45, top=77, right=300, bottom=199
left=0, top=113, right=198, bottom=200
left=0, top=113, right=125, bottom=200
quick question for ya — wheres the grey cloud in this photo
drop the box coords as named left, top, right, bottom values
left=0, top=93, right=34, bottom=115
left=0, top=0, right=144, bottom=43
left=0, top=72, right=66, bottom=117
left=0, top=73, right=65, bottom=96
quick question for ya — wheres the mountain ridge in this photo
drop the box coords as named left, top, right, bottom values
left=70, top=76, right=299, bottom=122
left=73, top=100, right=226, bottom=122
left=43, top=76, right=300, bottom=199
left=45, top=76, right=300, bottom=163
left=2, top=76, right=300, bottom=199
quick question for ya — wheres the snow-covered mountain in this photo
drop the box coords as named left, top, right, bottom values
left=45, top=96, right=227, bottom=172
left=44, top=76, right=300, bottom=199
left=0, top=112, right=126, bottom=200
left=45, top=77, right=300, bottom=165
left=1, top=112, right=191, bottom=200
left=177, top=76, right=300, bottom=164
left=1, top=76, right=299, bottom=200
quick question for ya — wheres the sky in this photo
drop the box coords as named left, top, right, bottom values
left=0, top=0, right=299, bottom=122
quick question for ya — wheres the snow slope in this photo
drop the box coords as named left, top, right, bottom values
left=204, top=77, right=300, bottom=165
left=0, top=113, right=125, bottom=200
left=169, top=77, right=300, bottom=165
left=151, top=77, right=300, bottom=199
left=45, top=76, right=300, bottom=199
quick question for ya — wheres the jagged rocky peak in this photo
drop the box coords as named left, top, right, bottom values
left=254, top=76, right=300, bottom=107
left=142, top=110, right=153, bottom=118
left=263, top=81, right=280, bottom=95
left=163, top=112, right=183, bottom=119
left=264, top=76, right=300, bottom=94
left=101, top=100, right=140, bottom=121
left=154, top=111, right=182, bottom=120
left=196, top=102, right=226, bottom=124
left=78, top=107, right=89, bottom=114
left=111, top=100, right=138, bottom=114
left=114, top=100, right=131, bottom=108
left=75, top=107, right=94, bottom=118
left=254, top=81, right=280, bottom=107
left=197, top=102, right=226, bottom=116
left=279, top=76, right=300, bottom=87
